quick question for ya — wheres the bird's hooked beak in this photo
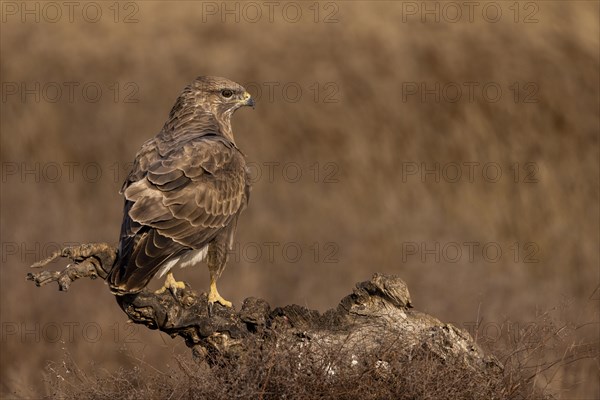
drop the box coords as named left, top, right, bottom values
left=241, top=91, right=255, bottom=109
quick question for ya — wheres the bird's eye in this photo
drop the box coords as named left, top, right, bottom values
left=221, top=90, right=234, bottom=98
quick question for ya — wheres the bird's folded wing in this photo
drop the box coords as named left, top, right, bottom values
left=110, top=136, right=247, bottom=292
left=126, top=137, right=247, bottom=247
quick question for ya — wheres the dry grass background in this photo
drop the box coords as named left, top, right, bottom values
left=1, top=1, right=598, bottom=398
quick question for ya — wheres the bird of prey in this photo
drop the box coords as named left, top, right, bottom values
left=107, top=76, right=254, bottom=308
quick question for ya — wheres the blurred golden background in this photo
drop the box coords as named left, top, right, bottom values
left=1, top=1, right=598, bottom=398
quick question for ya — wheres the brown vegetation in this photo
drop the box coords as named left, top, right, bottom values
left=26, top=244, right=542, bottom=399
left=1, top=1, right=598, bottom=398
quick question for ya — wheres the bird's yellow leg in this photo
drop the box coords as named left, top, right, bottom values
left=208, top=275, right=232, bottom=307
left=155, top=272, right=186, bottom=296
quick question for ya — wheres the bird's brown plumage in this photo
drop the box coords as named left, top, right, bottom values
left=107, top=76, right=253, bottom=296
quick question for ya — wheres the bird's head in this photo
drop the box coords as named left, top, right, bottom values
left=190, top=76, right=255, bottom=117
left=163, top=76, right=254, bottom=143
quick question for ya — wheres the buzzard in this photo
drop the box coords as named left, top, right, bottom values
left=107, top=76, right=254, bottom=308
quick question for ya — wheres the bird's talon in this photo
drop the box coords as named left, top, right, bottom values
left=207, top=277, right=232, bottom=309
left=154, top=272, right=186, bottom=297
left=207, top=292, right=233, bottom=308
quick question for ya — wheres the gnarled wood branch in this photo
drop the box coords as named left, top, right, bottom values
left=27, top=242, right=502, bottom=375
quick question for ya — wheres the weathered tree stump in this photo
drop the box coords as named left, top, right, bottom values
left=27, top=242, right=502, bottom=376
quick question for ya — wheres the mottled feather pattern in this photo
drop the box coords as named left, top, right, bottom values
left=108, top=76, right=252, bottom=294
